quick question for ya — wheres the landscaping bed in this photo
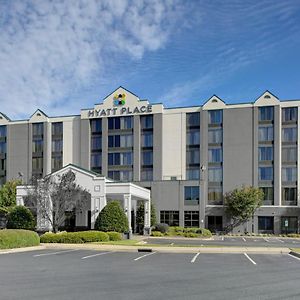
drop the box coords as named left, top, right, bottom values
left=0, top=229, right=40, bottom=249
left=151, top=226, right=212, bottom=238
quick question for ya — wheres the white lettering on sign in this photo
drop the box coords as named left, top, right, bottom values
left=88, top=105, right=152, bottom=118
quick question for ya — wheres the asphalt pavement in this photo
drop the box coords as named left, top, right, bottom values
left=1, top=249, right=300, bottom=299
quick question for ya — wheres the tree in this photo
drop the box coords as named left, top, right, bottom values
left=94, top=201, right=129, bottom=233
left=136, top=202, right=157, bottom=233
left=27, top=170, right=89, bottom=233
left=6, top=206, right=35, bottom=230
left=225, top=186, right=264, bottom=232
left=0, top=179, right=22, bottom=208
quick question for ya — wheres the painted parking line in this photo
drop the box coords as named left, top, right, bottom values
left=242, top=237, right=246, bottom=242
left=288, top=254, right=300, bottom=262
left=244, top=253, right=257, bottom=265
left=191, top=252, right=200, bottom=263
left=33, top=249, right=79, bottom=257
left=263, top=238, right=270, bottom=242
left=276, top=238, right=284, bottom=243
left=134, top=252, right=157, bottom=261
left=81, top=251, right=112, bottom=260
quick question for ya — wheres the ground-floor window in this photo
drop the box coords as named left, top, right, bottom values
left=282, top=187, right=297, bottom=206
left=258, top=216, right=274, bottom=233
left=160, top=211, right=179, bottom=226
left=281, top=216, right=298, bottom=234
left=207, top=216, right=223, bottom=232
left=184, top=211, right=199, bottom=227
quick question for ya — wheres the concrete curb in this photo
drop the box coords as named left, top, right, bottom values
left=289, top=251, right=300, bottom=259
left=0, top=245, right=46, bottom=255
left=42, top=243, right=291, bottom=254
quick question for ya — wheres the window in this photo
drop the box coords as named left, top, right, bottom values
left=260, top=187, right=274, bottom=205
left=141, top=132, right=153, bottom=147
left=52, top=122, right=63, bottom=136
left=141, top=169, right=153, bottom=181
left=51, top=157, right=62, bottom=171
left=91, top=153, right=101, bottom=168
left=184, top=211, right=199, bottom=227
left=108, top=117, right=133, bottom=130
left=52, top=140, right=63, bottom=152
left=186, top=129, right=200, bottom=145
left=282, top=147, right=297, bottom=162
left=186, top=149, right=200, bottom=165
left=282, top=127, right=297, bottom=142
left=208, top=110, right=222, bottom=125
left=282, top=167, right=297, bottom=181
left=108, top=152, right=133, bottom=166
left=208, top=148, right=222, bottom=163
left=120, top=135, right=133, bottom=147
left=90, top=119, right=102, bottom=133
left=142, top=151, right=153, bottom=166
left=208, top=129, right=222, bottom=144
left=282, top=107, right=297, bottom=122
left=184, top=186, right=199, bottom=204
left=0, top=142, right=6, bottom=154
left=282, top=187, right=297, bottom=206
left=259, top=106, right=274, bottom=121
left=258, top=147, right=273, bottom=161
left=91, top=136, right=102, bottom=151
left=258, top=167, right=273, bottom=181
left=0, top=126, right=6, bottom=137
left=208, top=187, right=223, bottom=205
left=141, top=115, right=153, bottom=129
left=186, top=168, right=200, bottom=180
left=186, top=113, right=200, bottom=127
left=281, top=217, right=298, bottom=234
left=258, top=126, right=273, bottom=141
left=258, top=216, right=274, bottom=233
left=32, top=140, right=43, bottom=153
left=208, top=167, right=222, bottom=182
left=32, top=123, right=43, bottom=136
left=160, top=211, right=179, bottom=226
left=32, top=157, right=43, bottom=171
left=108, top=170, right=133, bottom=181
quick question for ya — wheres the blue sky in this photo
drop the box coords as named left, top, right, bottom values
left=0, top=0, right=300, bottom=119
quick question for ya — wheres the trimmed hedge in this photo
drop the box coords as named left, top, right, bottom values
left=151, top=226, right=212, bottom=238
left=0, top=229, right=39, bottom=249
left=40, top=230, right=122, bottom=243
left=6, top=206, right=35, bottom=230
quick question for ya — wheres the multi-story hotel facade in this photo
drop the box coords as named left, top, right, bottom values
left=1, top=87, right=300, bottom=234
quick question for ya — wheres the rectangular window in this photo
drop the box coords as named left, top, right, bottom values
left=32, top=140, right=43, bottom=153
left=186, top=168, right=200, bottom=180
left=208, top=148, right=222, bottom=163
left=186, top=129, right=200, bottom=145
left=51, top=157, right=62, bottom=172
left=141, top=169, right=153, bottom=181
left=282, top=187, right=297, bottom=206
left=32, top=123, right=43, bottom=136
left=160, top=211, right=179, bottom=226
left=208, top=167, right=222, bottom=182
left=259, top=106, right=274, bottom=121
left=258, top=126, right=273, bottom=141
left=282, top=127, right=297, bottom=142
left=258, top=146, right=273, bottom=161
left=208, top=187, right=223, bottom=205
left=260, top=187, right=274, bottom=205
left=108, top=117, right=133, bottom=130
left=186, top=113, right=200, bottom=127
left=208, top=128, right=222, bottom=144
left=32, top=157, right=43, bottom=171
left=90, top=119, right=102, bottom=133
left=52, top=140, right=63, bottom=152
left=142, top=151, right=153, bottom=166
left=0, top=126, right=6, bottom=137
left=258, top=216, right=274, bottom=233
left=0, top=142, right=6, bottom=154
left=282, top=147, right=297, bottom=162
left=108, top=152, right=133, bottom=166
left=282, top=107, right=297, bottom=122
left=281, top=217, right=298, bottom=234
left=140, top=115, right=153, bottom=129
left=282, top=167, right=297, bottom=182
left=186, top=149, right=200, bottom=165
left=52, top=122, right=63, bottom=136
left=184, top=211, right=199, bottom=227
left=120, top=134, right=133, bottom=147
left=208, top=110, right=222, bottom=125
left=258, top=167, right=273, bottom=181
left=108, top=170, right=133, bottom=181
left=91, top=153, right=101, bottom=168
left=141, top=132, right=153, bottom=147
left=91, top=136, right=102, bottom=151
left=184, top=186, right=200, bottom=203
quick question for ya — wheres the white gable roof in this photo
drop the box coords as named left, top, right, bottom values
left=254, top=91, right=280, bottom=106
left=0, top=112, right=10, bottom=125
left=202, top=95, right=226, bottom=110
left=29, top=109, right=49, bottom=122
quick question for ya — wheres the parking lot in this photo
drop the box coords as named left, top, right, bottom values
left=1, top=249, right=300, bottom=300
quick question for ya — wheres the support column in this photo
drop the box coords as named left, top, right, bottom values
left=90, top=195, right=107, bottom=229
left=124, top=194, right=132, bottom=236
left=143, top=198, right=151, bottom=235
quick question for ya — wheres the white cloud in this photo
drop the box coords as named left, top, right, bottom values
left=0, top=0, right=188, bottom=118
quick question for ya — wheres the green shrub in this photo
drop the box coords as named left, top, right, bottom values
left=6, top=206, right=35, bottom=230
left=154, top=223, right=169, bottom=233
left=151, top=231, right=164, bottom=237
left=40, top=231, right=109, bottom=243
left=196, top=228, right=212, bottom=237
left=0, top=229, right=39, bottom=249
left=107, top=232, right=122, bottom=241
left=287, top=233, right=300, bottom=238
left=184, top=232, right=199, bottom=238
left=94, top=201, right=129, bottom=233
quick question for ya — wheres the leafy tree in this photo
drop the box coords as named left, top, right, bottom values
left=94, top=201, right=128, bottom=233
left=136, top=202, right=157, bottom=233
left=0, top=179, right=22, bottom=208
left=225, top=186, right=264, bottom=231
left=27, top=170, right=89, bottom=233
left=6, top=206, right=35, bottom=230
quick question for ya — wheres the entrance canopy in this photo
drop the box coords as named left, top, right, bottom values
left=16, top=164, right=151, bottom=233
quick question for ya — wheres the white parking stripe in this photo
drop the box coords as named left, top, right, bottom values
left=134, top=252, right=157, bottom=261
left=244, top=253, right=257, bottom=265
left=81, top=251, right=112, bottom=260
left=191, top=252, right=200, bottom=263
left=263, top=238, right=270, bottom=242
left=276, top=238, right=284, bottom=243
left=33, top=249, right=78, bottom=257
left=242, top=237, right=246, bottom=242
left=288, top=254, right=300, bottom=261
left=221, top=236, right=224, bottom=241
